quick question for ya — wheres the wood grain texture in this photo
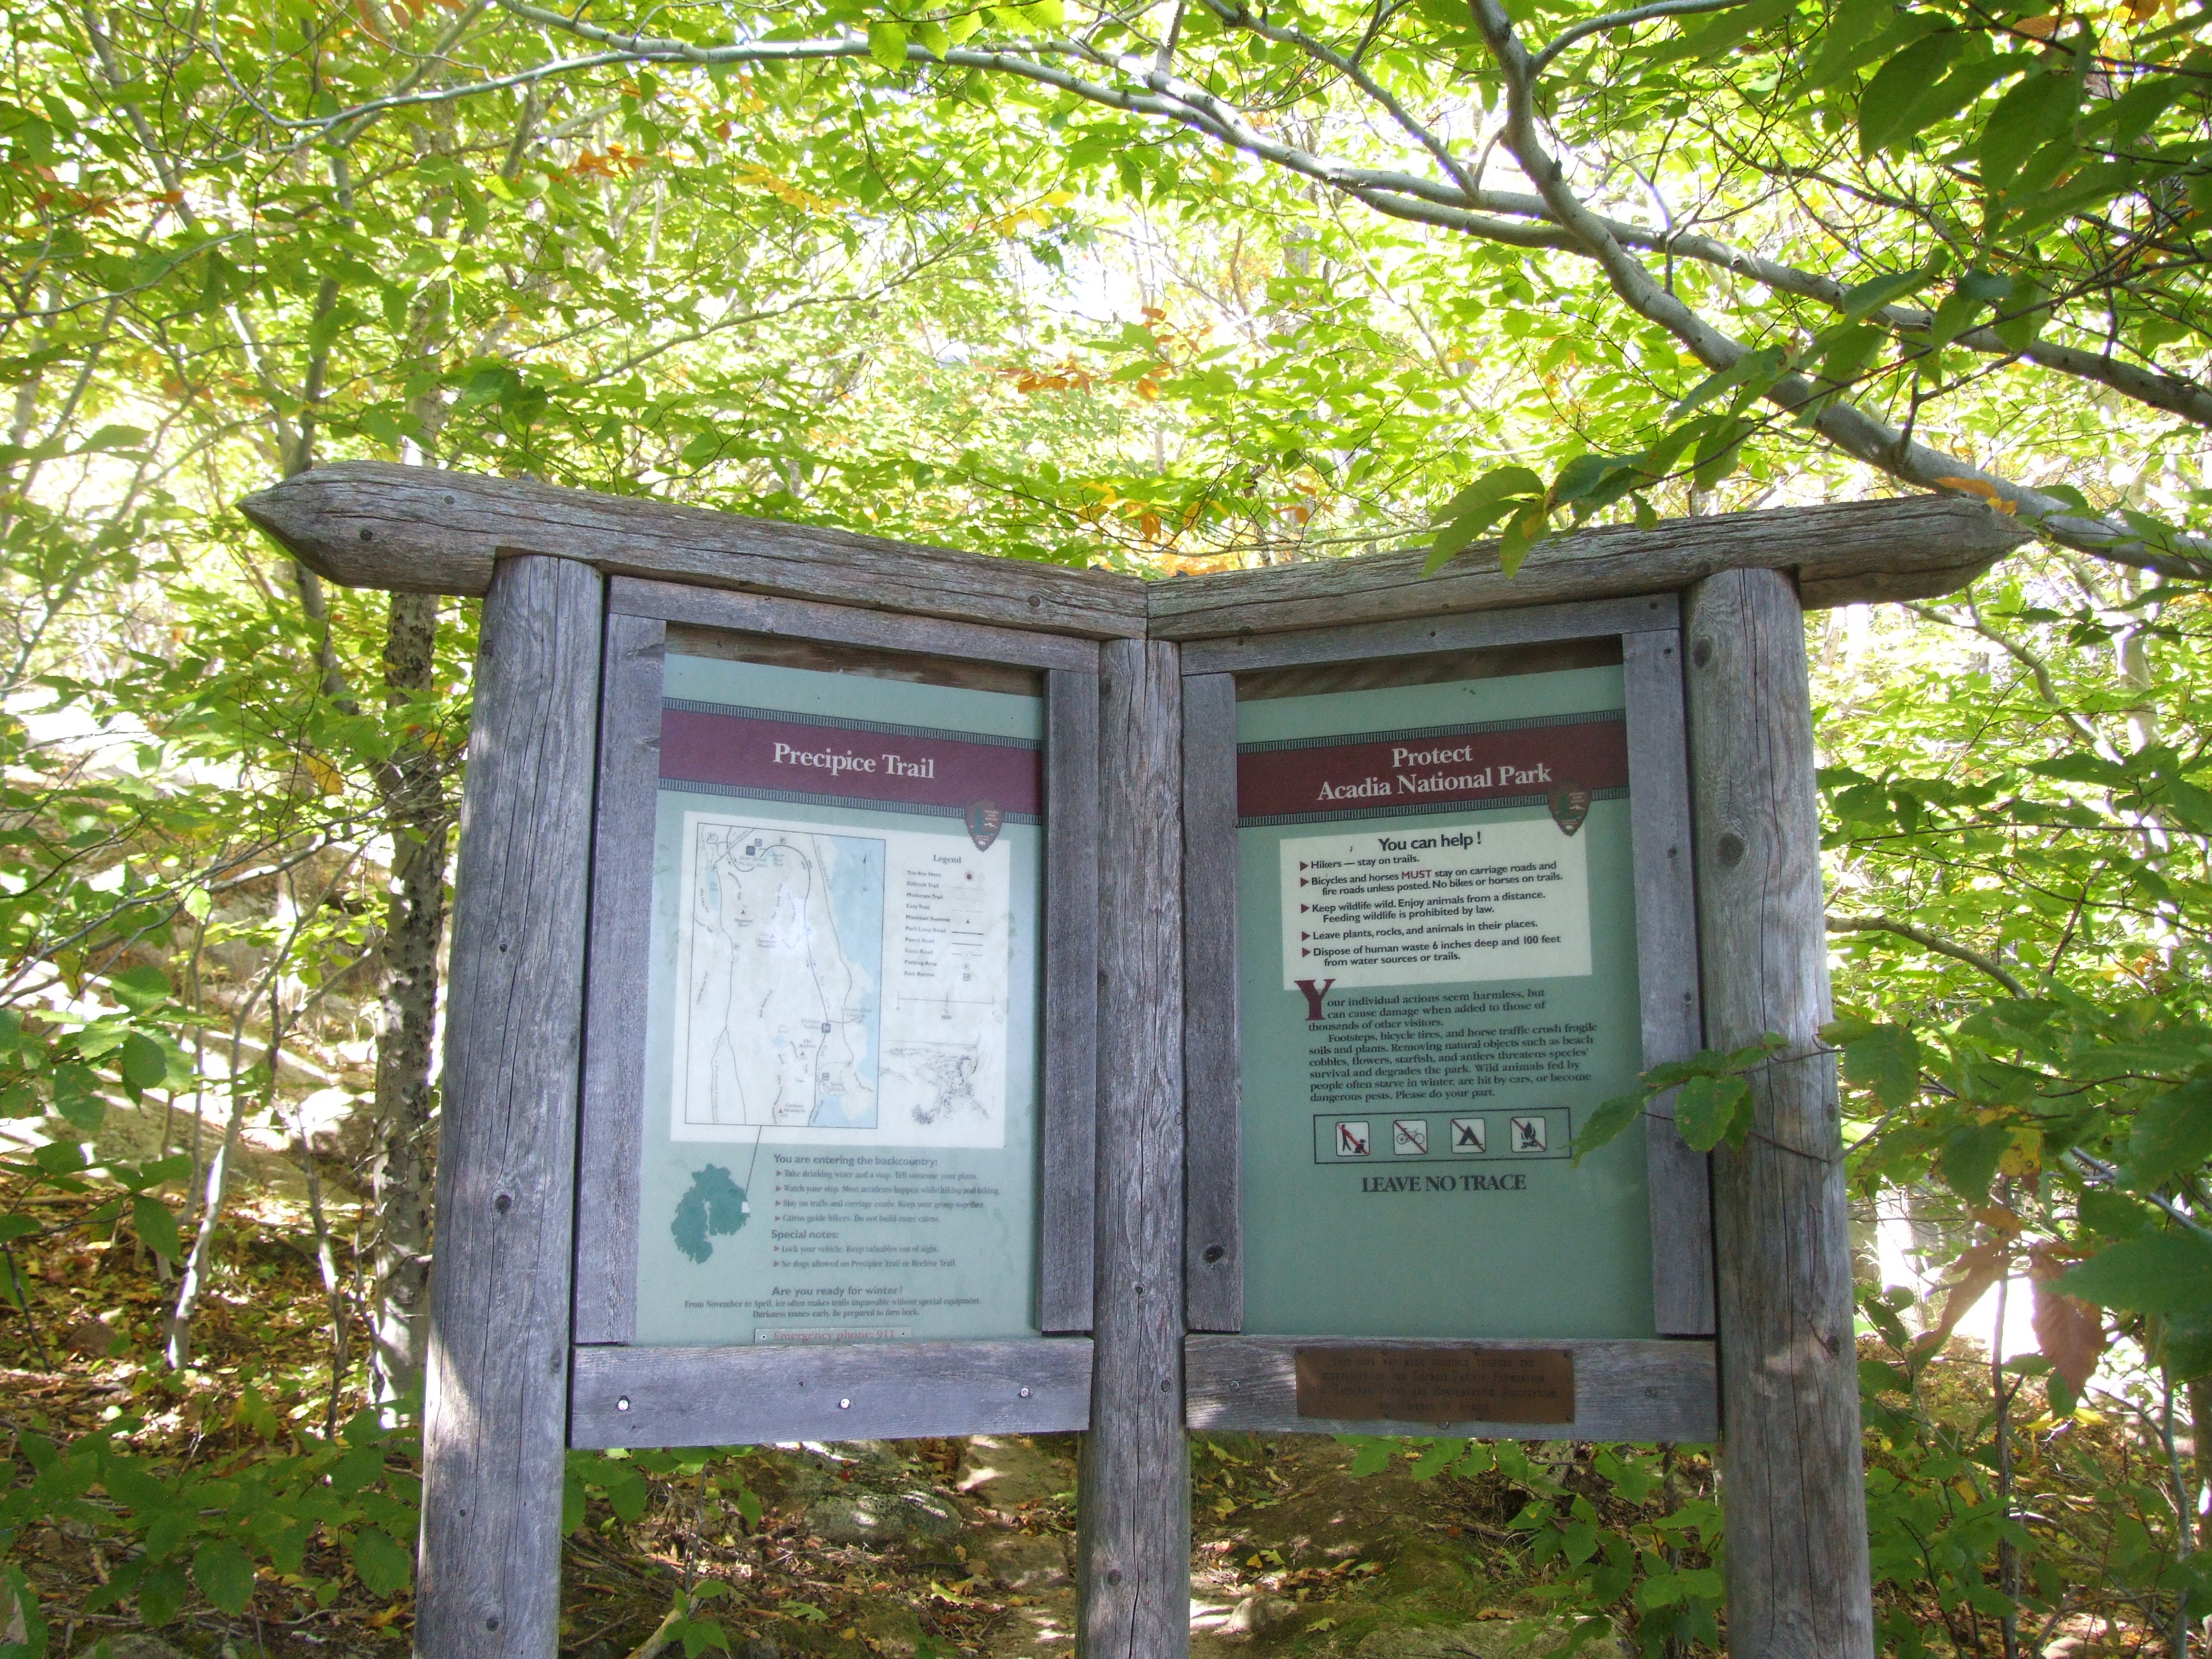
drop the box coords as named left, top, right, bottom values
left=1180, top=672, right=1242, bottom=1334
left=1185, top=1336, right=1718, bottom=1441
left=1149, top=495, right=2026, bottom=640
left=237, top=460, right=1146, bottom=637
left=664, top=622, right=1040, bottom=696
left=1041, top=667, right=1102, bottom=1333
left=1622, top=626, right=1715, bottom=1339
left=569, top=1339, right=1094, bottom=1447
left=1078, top=639, right=1189, bottom=1659
left=609, top=575, right=1096, bottom=670
left=416, top=555, right=603, bottom=1659
left=1682, top=568, right=1875, bottom=1659
left=1176, top=593, right=1675, bottom=674
left=571, top=613, right=665, bottom=1347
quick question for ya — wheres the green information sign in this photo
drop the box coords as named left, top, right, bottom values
left=1235, top=662, right=1658, bottom=1340
left=630, top=652, right=1046, bottom=1346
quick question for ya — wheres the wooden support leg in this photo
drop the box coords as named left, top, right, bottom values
left=415, top=554, right=604, bottom=1658
left=1079, top=639, right=1190, bottom=1659
left=1682, top=569, right=1874, bottom=1659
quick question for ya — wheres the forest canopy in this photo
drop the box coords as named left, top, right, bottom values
left=2, top=0, right=2212, bottom=1651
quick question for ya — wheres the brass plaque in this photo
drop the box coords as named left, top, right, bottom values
left=1293, top=1346, right=1576, bottom=1424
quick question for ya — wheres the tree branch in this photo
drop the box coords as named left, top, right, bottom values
left=1465, top=0, right=2212, bottom=579
left=1827, top=913, right=2029, bottom=997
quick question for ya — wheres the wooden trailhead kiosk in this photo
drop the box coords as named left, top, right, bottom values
left=240, top=463, right=2027, bottom=1659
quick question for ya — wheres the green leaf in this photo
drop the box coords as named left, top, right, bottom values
left=605, top=1467, right=650, bottom=1523
left=2128, top=1077, right=2212, bottom=1187
left=868, top=20, right=910, bottom=66
left=133, top=1194, right=181, bottom=1263
left=1496, top=502, right=1550, bottom=578
left=1572, top=1089, right=1644, bottom=1164
left=1426, top=465, right=1544, bottom=570
left=51, top=1065, right=103, bottom=1135
left=1937, top=1121, right=2012, bottom=1200
left=1927, top=270, right=2011, bottom=348
left=2078, top=1187, right=2153, bottom=1240
left=1805, top=0, right=1915, bottom=89
left=138, top=1557, right=188, bottom=1628
left=109, top=965, right=171, bottom=1013
left=1839, top=1022, right=1920, bottom=1110
left=1979, top=70, right=2078, bottom=192
left=1671, top=344, right=1785, bottom=417
left=1816, top=322, right=1885, bottom=387
left=77, top=424, right=150, bottom=454
left=1991, top=282, right=2049, bottom=353
left=193, top=1539, right=256, bottom=1614
left=1674, top=1073, right=1751, bottom=1151
left=1339, top=1435, right=1396, bottom=1476
left=348, top=1526, right=413, bottom=1597
left=2059, top=1230, right=2212, bottom=1315
left=2161, top=1308, right=2212, bottom=1382
left=916, top=20, right=951, bottom=55
left=119, top=1031, right=167, bottom=1095
left=1856, top=33, right=1959, bottom=156
left=1839, top=266, right=1938, bottom=325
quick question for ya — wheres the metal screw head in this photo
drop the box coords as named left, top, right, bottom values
left=1018, top=1386, right=1031, bottom=1398
left=616, top=1397, right=630, bottom=1412
left=838, top=1398, right=852, bottom=1410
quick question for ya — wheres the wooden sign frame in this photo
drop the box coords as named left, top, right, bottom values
left=1178, top=592, right=1718, bottom=1443
left=567, top=576, right=1105, bottom=1448
left=236, top=460, right=2032, bottom=1659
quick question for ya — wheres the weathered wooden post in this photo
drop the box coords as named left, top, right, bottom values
left=1079, top=638, right=1190, bottom=1659
left=415, top=553, right=604, bottom=1656
left=1682, top=568, right=1876, bottom=1659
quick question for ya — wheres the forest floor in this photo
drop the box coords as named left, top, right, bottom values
left=0, top=1187, right=2160, bottom=1659
left=0, top=1188, right=1629, bottom=1659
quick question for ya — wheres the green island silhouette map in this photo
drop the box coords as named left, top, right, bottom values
left=670, top=1164, right=751, bottom=1263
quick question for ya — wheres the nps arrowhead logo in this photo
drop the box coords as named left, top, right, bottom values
left=1548, top=781, right=1592, bottom=836
left=965, top=798, right=1004, bottom=850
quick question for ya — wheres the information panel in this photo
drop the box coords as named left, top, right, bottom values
left=632, top=651, right=1044, bottom=1345
left=1236, top=661, right=1656, bottom=1339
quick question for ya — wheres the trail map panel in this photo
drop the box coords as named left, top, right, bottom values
left=1236, top=663, right=1658, bottom=1340
left=635, top=653, right=1045, bottom=1346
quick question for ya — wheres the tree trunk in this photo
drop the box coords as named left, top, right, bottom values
left=366, top=589, right=449, bottom=1405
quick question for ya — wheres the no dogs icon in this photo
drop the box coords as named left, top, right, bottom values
left=1336, top=1121, right=1372, bottom=1157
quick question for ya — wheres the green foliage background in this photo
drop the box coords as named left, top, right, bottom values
left=3, top=0, right=2212, bottom=1647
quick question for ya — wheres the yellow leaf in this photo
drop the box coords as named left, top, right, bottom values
left=2014, top=11, right=2061, bottom=34
left=303, top=753, right=345, bottom=795
left=2000, top=1128, right=2043, bottom=1177
left=1934, top=476, right=2018, bottom=515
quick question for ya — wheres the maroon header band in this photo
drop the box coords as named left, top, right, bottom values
left=1238, top=712, right=1628, bottom=824
left=660, top=701, right=1042, bottom=817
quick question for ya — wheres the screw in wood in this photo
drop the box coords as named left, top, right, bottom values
left=1018, top=1386, right=1032, bottom=1398
left=838, top=1398, right=852, bottom=1409
left=616, top=1397, right=630, bottom=1412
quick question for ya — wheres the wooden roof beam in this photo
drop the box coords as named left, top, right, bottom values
left=1147, top=494, right=2029, bottom=640
left=239, top=462, right=2029, bottom=640
left=237, top=460, right=1152, bottom=641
